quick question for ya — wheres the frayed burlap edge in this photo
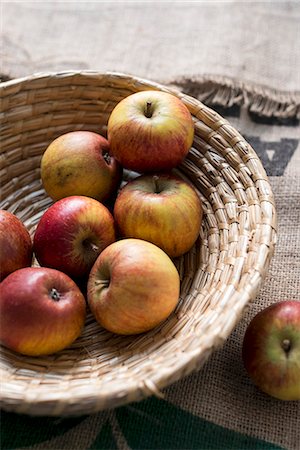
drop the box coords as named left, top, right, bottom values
left=166, top=74, right=300, bottom=119
left=2, top=71, right=299, bottom=119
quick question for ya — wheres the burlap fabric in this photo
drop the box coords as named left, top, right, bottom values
left=1, top=80, right=299, bottom=450
left=1, top=1, right=300, bottom=93
left=1, top=2, right=300, bottom=449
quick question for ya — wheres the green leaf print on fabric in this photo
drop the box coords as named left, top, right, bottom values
left=112, top=397, right=283, bottom=450
left=1, top=397, right=283, bottom=450
left=88, top=420, right=117, bottom=450
left=0, top=410, right=87, bottom=449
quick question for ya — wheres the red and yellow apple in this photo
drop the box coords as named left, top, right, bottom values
left=87, top=238, right=180, bottom=335
left=242, top=300, right=300, bottom=401
left=0, top=210, right=33, bottom=281
left=0, top=267, right=86, bottom=356
left=41, top=131, right=122, bottom=202
left=113, top=173, right=203, bottom=258
left=33, top=195, right=116, bottom=279
left=107, top=90, right=194, bottom=173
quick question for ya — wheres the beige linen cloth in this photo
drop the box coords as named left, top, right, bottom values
left=1, top=2, right=300, bottom=449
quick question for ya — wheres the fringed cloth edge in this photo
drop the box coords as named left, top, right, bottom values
left=166, top=74, right=300, bottom=119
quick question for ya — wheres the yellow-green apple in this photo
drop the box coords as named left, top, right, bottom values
left=113, top=173, right=203, bottom=258
left=0, top=267, right=86, bottom=356
left=242, top=300, right=300, bottom=401
left=107, top=90, right=194, bottom=173
left=41, top=131, right=122, bottom=202
left=33, top=196, right=116, bottom=279
left=0, top=210, right=33, bottom=281
left=87, top=238, right=180, bottom=335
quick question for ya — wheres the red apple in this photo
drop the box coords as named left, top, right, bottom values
left=0, top=267, right=86, bottom=356
left=33, top=196, right=116, bottom=279
left=41, top=131, right=122, bottom=202
left=87, top=238, right=180, bottom=335
left=0, top=210, right=33, bottom=281
left=107, top=90, right=194, bottom=173
left=113, top=173, right=203, bottom=258
left=242, top=300, right=300, bottom=401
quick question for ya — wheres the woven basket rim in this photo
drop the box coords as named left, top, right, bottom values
left=0, top=70, right=277, bottom=416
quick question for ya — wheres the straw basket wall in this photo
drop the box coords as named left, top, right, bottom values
left=0, top=72, right=277, bottom=416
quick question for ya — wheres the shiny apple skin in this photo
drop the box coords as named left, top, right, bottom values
left=113, top=173, right=203, bottom=258
left=0, top=267, right=86, bottom=356
left=0, top=210, right=33, bottom=281
left=242, top=301, right=300, bottom=401
left=33, top=196, right=116, bottom=279
left=107, top=90, right=194, bottom=173
left=41, top=131, right=122, bottom=202
left=87, top=238, right=180, bottom=335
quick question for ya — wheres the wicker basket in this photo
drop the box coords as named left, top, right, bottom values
left=0, top=71, right=277, bottom=416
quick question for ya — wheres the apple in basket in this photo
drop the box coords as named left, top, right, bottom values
left=87, top=238, right=180, bottom=335
left=33, top=196, right=116, bottom=279
left=107, top=90, right=194, bottom=173
left=41, top=131, right=122, bottom=202
left=0, top=210, right=33, bottom=281
left=0, top=267, right=86, bottom=356
left=113, top=173, right=203, bottom=258
left=242, top=300, right=300, bottom=401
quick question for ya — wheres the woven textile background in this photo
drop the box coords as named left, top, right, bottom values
left=1, top=1, right=300, bottom=449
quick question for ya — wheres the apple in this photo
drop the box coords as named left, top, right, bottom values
left=113, top=173, right=203, bottom=258
left=33, top=196, right=116, bottom=279
left=87, top=238, right=180, bottom=335
left=107, top=90, right=194, bottom=173
left=0, top=267, right=86, bottom=356
left=41, top=131, right=122, bottom=202
left=242, top=300, right=300, bottom=401
left=0, top=210, right=33, bottom=281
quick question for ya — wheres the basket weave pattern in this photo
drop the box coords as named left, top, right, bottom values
left=0, top=72, right=277, bottom=416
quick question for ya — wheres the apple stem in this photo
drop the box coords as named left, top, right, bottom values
left=83, top=239, right=99, bottom=254
left=90, top=243, right=99, bottom=253
left=50, top=288, right=60, bottom=301
left=282, top=339, right=291, bottom=353
left=103, top=152, right=111, bottom=165
left=145, top=101, right=153, bottom=118
left=152, top=175, right=160, bottom=194
left=95, top=279, right=110, bottom=289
